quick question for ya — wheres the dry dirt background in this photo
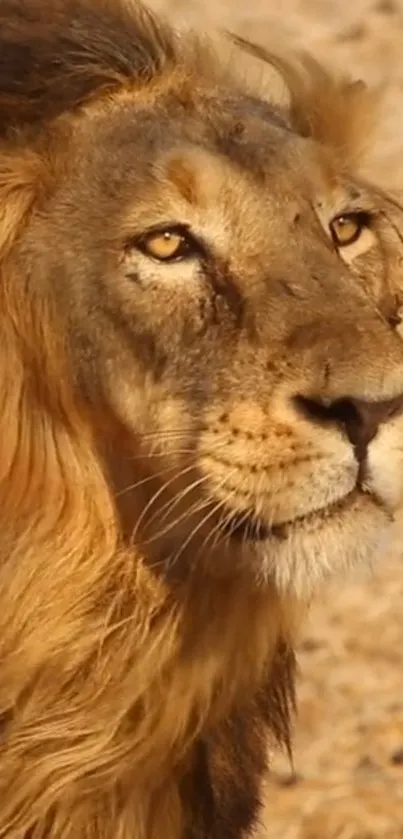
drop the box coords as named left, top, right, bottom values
left=149, top=1, right=403, bottom=836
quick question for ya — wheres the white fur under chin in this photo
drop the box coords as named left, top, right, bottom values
left=255, top=505, right=393, bottom=599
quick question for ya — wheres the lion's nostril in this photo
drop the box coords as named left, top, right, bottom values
left=294, top=392, right=403, bottom=462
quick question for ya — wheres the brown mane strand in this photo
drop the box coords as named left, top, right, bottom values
left=0, top=0, right=177, bottom=135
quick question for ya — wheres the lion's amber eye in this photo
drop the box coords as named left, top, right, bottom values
left=329, top=213, right=367, bottom=248
left=138, top=227, right=197, bottom=262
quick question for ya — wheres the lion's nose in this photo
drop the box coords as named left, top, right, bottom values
left=295, top=393, right=403, bottom=462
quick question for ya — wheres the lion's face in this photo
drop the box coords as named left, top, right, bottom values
left=25, top=88, right=403, bottom=595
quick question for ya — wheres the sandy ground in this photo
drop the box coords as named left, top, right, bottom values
left=145, top=0, right=403, bottom=836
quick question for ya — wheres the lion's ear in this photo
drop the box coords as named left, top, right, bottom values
left=226, top=32, right=382, bottom=169
left=287, top=60, right=382, bottom=166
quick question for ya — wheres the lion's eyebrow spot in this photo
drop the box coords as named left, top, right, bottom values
left=164, top=156, right=200, bottom=206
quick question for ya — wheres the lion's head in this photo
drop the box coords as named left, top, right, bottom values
left=1, top=1, right=403, bottom=602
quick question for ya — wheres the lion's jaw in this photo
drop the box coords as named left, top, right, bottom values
left=106, top=381, right=403, bottom=599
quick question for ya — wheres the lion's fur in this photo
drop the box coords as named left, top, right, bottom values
left=0, top=2, right=402, bottom=839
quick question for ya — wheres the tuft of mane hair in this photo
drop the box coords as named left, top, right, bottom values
left=0, top=0, right=178, bottom=133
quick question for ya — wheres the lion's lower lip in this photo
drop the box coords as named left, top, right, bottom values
left=219, top=489, right=360, bottom=543
left=219, top=512, right=283, bottom=542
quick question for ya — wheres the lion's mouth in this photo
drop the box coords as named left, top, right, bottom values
left=218, top=488, right=362, bottom=544
left=219, top=511, right=284, bottom=542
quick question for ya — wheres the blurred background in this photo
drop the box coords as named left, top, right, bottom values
left=146, top=1, right=403, bottom=836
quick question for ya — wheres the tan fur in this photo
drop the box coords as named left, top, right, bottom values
left=1, top=2, right=403, bottom=838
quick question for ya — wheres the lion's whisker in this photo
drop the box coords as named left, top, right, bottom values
left=164, top=472, right=240, bottom=570
left=142, top=473, right=210, bottom=535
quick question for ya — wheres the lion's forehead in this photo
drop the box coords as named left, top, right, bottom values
left=68, top=96, right=334, bottom=238
left=77, top=89, right=309, bottom=192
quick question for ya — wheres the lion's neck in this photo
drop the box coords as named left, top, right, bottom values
left=0, top=420, right=301, bottom=838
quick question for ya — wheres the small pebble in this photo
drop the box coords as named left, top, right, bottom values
left=390, top=747, right=403, bottom=766
left=356, top=755, right=379, bottom=774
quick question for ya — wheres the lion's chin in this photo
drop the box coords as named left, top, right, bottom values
left=225, top=491, right=394, bottom=598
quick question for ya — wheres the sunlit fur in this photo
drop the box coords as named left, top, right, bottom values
left=1, top=2, right=403, bottom=838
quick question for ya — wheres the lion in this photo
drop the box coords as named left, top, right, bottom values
left=1, top=1, right=403, bottom=837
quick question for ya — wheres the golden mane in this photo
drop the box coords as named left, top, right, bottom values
left=1, top=244, right=298, bottom=839
left=0, top=2, right=386, bottom=837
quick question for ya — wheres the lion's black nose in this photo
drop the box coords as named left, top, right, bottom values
left=295, top=392, right=403, bottom=461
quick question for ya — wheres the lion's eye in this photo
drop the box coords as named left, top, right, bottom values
left=329, top=213, right=368, bottom=248
left=137, top=227, right=198, bottom=262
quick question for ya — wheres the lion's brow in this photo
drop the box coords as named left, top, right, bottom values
left=0, top=0, right=178, bottom=135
